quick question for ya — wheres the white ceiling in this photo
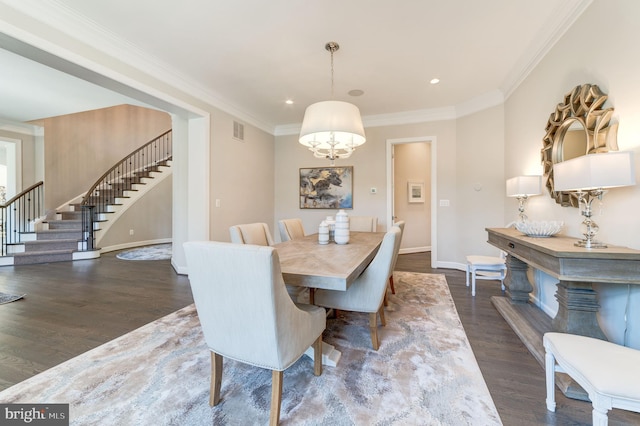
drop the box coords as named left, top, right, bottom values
left=0, top=0, right=591, bottom=132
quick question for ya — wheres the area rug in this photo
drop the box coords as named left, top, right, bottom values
left=0, top=272, right=501, bottom=425
left=115, top=244, right=172, bottom=261
left=0, top=292, right=25, bottom=305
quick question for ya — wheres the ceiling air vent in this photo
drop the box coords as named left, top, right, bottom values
left=233, top=121, right=244, bottom=141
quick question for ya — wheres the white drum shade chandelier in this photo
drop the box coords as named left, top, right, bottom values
left=299, top=42, right=366, bottom=165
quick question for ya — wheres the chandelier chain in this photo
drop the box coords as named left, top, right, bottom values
left=325, top=41, right=339, bottom=99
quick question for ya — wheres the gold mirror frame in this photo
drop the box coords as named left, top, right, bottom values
left=541, top=84, right=619, bottom=207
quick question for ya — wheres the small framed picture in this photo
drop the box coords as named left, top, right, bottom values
left=408, top=181, right=425, bottom=203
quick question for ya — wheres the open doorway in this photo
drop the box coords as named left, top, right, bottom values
left=386, top=136, right=437, bottom=267
left=0, top=137, right=22, bottom=201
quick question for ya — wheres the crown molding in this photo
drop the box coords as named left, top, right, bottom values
left=0, top=118, right=41, bottom=135
left=454, top=90, right=505, bottom=118
left=501, top=0, right=594, bottom=100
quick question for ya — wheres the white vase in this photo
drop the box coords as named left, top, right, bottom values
left=318, top=221, right=329, bottom=244
left=334, top=228, right=350, bottom=244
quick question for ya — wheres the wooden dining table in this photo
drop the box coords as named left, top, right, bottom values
left=274, top=230, right=385, bottom=366
left=275, top=231, right=386, bottom=297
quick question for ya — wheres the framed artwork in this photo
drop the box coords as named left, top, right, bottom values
left=408, top=181, right=425, bottom=203
left=300, top=166, right=353, bottom=209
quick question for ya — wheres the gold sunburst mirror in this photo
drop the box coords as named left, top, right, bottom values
left=541, top=84, right=619, bottom=207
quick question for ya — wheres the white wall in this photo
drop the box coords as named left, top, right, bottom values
left=505, top=0, right=640, bottom=348
left=456, top=105, right=506, bottom=260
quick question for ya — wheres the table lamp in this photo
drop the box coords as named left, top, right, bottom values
left=506, top=175, right=542, bottom=222
left=553, top=151, right=636, bottom=248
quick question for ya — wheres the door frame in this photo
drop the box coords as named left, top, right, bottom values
left=386, top=136, right=437, bottom=268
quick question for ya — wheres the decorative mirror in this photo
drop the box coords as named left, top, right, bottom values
left=541, top=84, right=619, bottom=207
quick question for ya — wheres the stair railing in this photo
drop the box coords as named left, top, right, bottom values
left=80, top=130, right=172, bottom=250
left=0, top=181, right=44, bottom=256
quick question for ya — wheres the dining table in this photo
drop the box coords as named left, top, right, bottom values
left=274, top=230, right=386, bottom=366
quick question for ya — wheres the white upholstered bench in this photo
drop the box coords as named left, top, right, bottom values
left=544, top=332, right=640, bottom=425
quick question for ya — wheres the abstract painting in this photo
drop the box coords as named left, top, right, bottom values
left=299, top=166, right=353, bottom=209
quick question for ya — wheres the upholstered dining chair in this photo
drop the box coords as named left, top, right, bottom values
left=229, top=222, right=275, bottom=246
left=314, top=226, right=400, bottom=350
left=349, top=216, right=378, bottom=232
left=183, top=241, right=326, bottom=426
left=388, top=220, right=405, bottom=295
left=230, top=222, right=306, bottom=302
left=278, top=218, right=305, bottom=242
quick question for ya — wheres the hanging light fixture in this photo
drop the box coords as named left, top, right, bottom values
left=299, top=42, right=366, bottom=165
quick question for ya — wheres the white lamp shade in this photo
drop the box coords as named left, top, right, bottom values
left=506, top=175, right=542, bottom=197
left=299, top=100, right=366, bottom=148
left=553, top=151, right=636, bottom=191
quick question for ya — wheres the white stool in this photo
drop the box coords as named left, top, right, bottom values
left=465, top=255, right=506, bottom=296
left=544, top=332, right=640, bottom=425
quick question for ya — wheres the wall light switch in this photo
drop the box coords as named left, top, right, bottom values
left=215, top=199, right=221, bottom=208
left=370, top=187, right=377, bottom=194
left=439, top=199, right=450, bottom=207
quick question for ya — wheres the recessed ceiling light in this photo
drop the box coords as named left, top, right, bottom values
left=430, top=78, right=440, bottom=85
left=348, top=89, right=364, bottom=96
left=285, top=99, right=294, bottom=105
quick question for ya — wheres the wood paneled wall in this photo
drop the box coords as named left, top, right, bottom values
left=41, top=104, right=171, bottom=210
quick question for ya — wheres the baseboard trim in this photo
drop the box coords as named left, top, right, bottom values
left=100, top=238, right=172, bottom=254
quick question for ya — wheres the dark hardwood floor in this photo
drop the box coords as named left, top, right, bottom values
left=0, top=251, right=638, bottom=425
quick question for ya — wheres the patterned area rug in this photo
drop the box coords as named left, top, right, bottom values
left=0, top=272, right=501, bottom=425
left=0, top=292, right=25, bottom=305
left=115, top=244, right=172, bottom=261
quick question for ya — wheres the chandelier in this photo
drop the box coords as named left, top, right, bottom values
left=299, top=42, right=366, bottom=165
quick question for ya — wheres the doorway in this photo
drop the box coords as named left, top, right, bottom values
left=0, top=137, right=22, bottom=201
left=386, top=137, right=436, bottom=267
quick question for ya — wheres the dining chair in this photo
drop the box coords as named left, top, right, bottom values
left=388, top=220, right=405, bottom=295
left=183, top=241, right=326, bottom=426
left=314, top=226, right=400, bottom=350
left=278, top=218, right=305, bottom=242
left=229, top=222, right=275, bottom=246
left=349, top=216, right=378, bottom=232
left=230, top=222, right=306, bottom=302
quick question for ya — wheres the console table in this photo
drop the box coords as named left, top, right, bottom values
left=488, top=227, right=640, bottom=337
left=486, top=227, right=640, bottom=400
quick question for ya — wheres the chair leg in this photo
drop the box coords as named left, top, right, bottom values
left=210, top=352, right=223, bottom=406
left=545, top=351, right=556, bottom=412
left=389, top=275, right=396, bottom=294
left=592, top=406, right=610, bottom=426
left=378, top=306, right=386, bottom=327
left=270, top=370, right=283, bottom=426
left=312, top=335, right=323, bottom=376
left=471, top=268, right=477, bottom=296
left=465, top=264, right=470, bottom=286
left=369, top=312, right=379, bottom=350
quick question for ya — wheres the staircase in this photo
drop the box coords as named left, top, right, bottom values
left=1, top=130, right=172, bottom=266
left=11, top=211, right=85, bottom=265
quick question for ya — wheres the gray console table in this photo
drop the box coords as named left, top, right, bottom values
left=486, top=227, right=640, bottom=400
left=488, top=227, right=640, bottom=337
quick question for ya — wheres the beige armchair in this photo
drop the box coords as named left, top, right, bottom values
left=184, top=241, right=326, bottom=426
left=313, top=227, right=400, bottom=350
left=278, top=218, right=305, bottom=242
left=349, top=215, right=378, bottom=232
left=229, top=222, right=275, bottom=246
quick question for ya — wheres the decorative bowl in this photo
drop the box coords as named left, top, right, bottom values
left=515, top=221, right=563, bottom=237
